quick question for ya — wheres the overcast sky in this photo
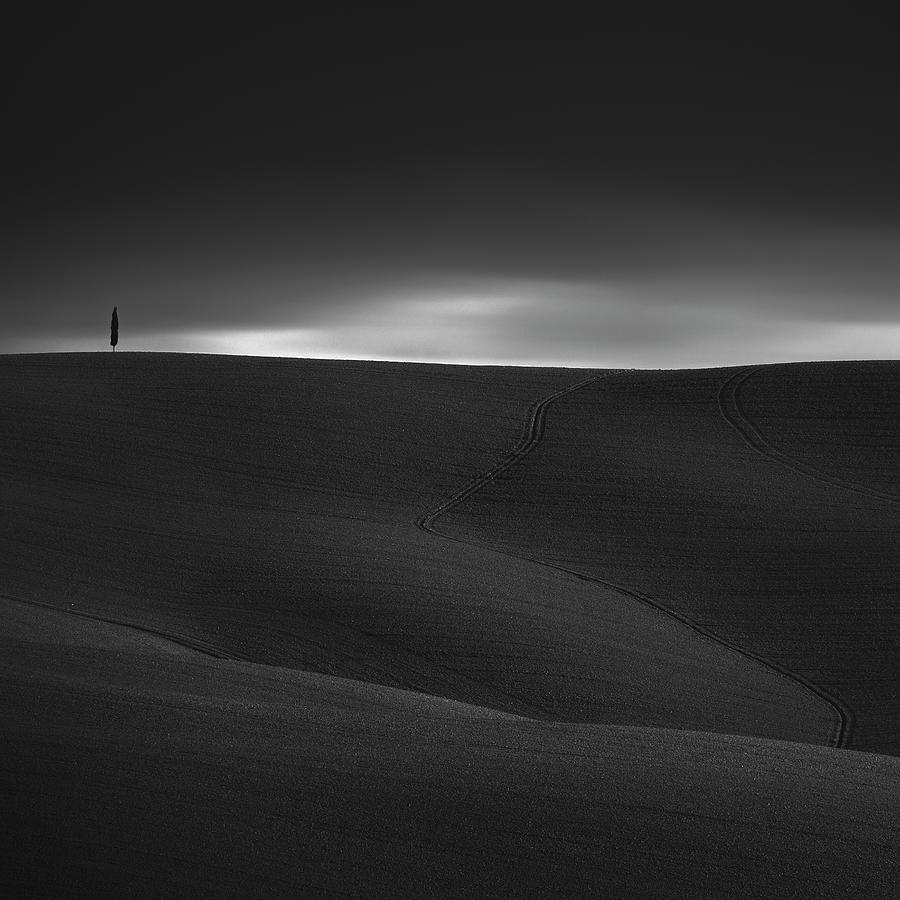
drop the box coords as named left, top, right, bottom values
left=4, top=11, right=899, bottom=366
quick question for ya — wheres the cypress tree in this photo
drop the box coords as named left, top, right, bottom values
left=110, top=306, right=118, bottom=351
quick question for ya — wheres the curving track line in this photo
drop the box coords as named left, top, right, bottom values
left=5, top=369, right=855, bottom=746
left=718, top=365, right=900, bottom=506
left=417, top=370, right=853, bottom=749
left=418, top=373, right=604, bottom=532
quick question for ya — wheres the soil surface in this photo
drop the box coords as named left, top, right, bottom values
left=2, top=353, right=898, bottom=896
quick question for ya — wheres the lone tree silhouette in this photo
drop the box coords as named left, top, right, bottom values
left=110, top=306, right=118, bottom=352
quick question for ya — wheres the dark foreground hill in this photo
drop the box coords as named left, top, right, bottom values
left=4, top=595, right=900, bottom=899
left=2, top=353, right=899, bottom=896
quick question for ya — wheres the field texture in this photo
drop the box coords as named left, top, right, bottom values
left=2, top=353, right=899, bottom=897
left=442, top=362, right=900, bottom=754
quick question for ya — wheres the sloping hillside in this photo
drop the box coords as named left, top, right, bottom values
left=3, top=352, right=898, bottom=897
left=441, top=362, right=900, bottom=753
left=4, top=595, right=899, bottom=899
left=0, top=353, right=830, bottom=741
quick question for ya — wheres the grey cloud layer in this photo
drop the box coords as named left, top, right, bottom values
left=5, top=179, right=900, bottom=361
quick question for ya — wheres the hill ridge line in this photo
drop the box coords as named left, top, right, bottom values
left=418, top=370, right=852, bottom=748
left=718, top=364, right=900, bottom=506
left=3, top=595, right=560, bottom=718
left=1, top=593, right=248, bottom=662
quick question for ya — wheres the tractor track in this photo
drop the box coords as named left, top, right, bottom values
left=417, top=369, right=853, bottom=748
left=718, top=365, right=900, bottom=506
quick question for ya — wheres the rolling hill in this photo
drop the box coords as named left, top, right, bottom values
left=441, top=362, right=900, bottom=754
left=2, top=353, right=899, bottom=896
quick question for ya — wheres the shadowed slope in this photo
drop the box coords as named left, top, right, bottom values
left=729, top=362, right=900, bottom=502
left=4, top=598, right=900, bottom=899
left=0, top=353, right=833, bottom=741
left=440, top=363, right=900, bottom=754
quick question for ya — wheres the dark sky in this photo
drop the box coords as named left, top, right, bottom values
left=4, top=11, right=900, bottom=365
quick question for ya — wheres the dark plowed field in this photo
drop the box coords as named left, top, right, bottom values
left=2, top=353, right=898, bottom=896
left=442, top=362, right=900, bottom=753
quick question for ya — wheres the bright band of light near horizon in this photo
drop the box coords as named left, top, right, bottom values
left=5, top=14, right=899, bottom=367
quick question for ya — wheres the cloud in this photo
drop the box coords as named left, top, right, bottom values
left=3, top=177, right=900, bottom=365
left=13, top=277, right=894, bottom=368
